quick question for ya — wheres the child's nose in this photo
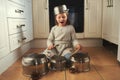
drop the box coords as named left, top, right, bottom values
left=60, top=17, right=64, bottom=20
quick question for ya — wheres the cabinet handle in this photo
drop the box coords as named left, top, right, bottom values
left=15, top=9, right=24, bottom=13
left=18, top=39, right=22, bottom=43
left=20, top=24, right=25, bottom=27
left=45, top=0, right=48, bottom=9
left=107, top=0, right=110, bottom=7
left=17, top=25, right=22, bottom=28
left=46, top=0, right=48, bottom=9
left=85, top=0, right=89, bottom=10
left=22, top=37, right=27, bottom=40
left=110, top=0, right=113, bottom=7
left=18, top=37, right=27, bottom=43
left=16, top=24, right=25, bottom=28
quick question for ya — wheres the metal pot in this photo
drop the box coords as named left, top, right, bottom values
left=69, top=52, right=90, bottom=73
left=54, top=4, right=69, bottom=15
left=22, top=53, right=49, bottom=77
left=50, top=55, right=67, bottom=71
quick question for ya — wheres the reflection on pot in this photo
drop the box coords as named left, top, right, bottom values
left=50, top=55, right=67, bottom=71
left=69, top=52, right=90, bottom=73
left=22, top=53, right=49, bottom=79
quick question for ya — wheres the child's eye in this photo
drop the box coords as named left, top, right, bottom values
left=58, top=17, right=61, bottom=19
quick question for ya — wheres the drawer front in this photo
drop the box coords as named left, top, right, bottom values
left=9, top=31, right=33, bottom=51
left=7, top=1, right=25, bottom=18
left=9, top=33, right=23, bottom=51
left=8, top=18, right=27, bottom=35
left=8, top=0, right=25, bottom=6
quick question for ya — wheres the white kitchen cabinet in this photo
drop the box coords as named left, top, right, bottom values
left=0, top=0, right=9, bottom=59
left=7, top=1, right=25, bottom=18
left=102, top=0, right=119, bottom=44
left=8, top=18, right=27, bottom=35
left=33, top=0, right=49, bottom=38
left=9, top=31, right=32, bottom=51
left=7, top=0, right=33, bottom=51
left=8, top=0, right=25, bottom=6
left=25, top=0, right=33, bottom=41
left=7, top=0, right=26, bottom=51
left=84, top=0, right=102, bottom=38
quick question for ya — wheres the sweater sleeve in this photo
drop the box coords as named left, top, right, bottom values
left=70, top=26, right=79, bottom=47
left=47, top=27, right=55, bottom=47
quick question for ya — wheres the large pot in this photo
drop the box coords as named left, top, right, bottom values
left=50, top=55, right=67, bottom=71
left=22, top=53, right=49, bottom=77
left=69, top=52, right=90, bottom=73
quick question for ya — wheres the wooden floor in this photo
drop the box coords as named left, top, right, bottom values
left=0, top=47, right=120, bottom=80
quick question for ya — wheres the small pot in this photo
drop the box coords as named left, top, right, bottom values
left=69, top=52, right=90, bottom=73
left=54, top=4, right=69, bottom=15
left=22, top=53, right=49, bottom=77
left=50, top=55, right=67, bottom=71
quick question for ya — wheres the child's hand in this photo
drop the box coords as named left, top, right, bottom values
left=75, top=44, right=81, bottom=50
left=47, top=44, right=54, bottom=50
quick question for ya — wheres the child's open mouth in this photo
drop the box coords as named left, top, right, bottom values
left=60, top=22, right=64, bottom=24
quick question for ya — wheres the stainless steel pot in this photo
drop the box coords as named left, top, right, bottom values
left=54, top=4, right=69, bottom=15
left=22, top=53, right=49, bottom=77
left=69, top=52, right=90, bottom=73
left=50, top=55, right=67, bottom=71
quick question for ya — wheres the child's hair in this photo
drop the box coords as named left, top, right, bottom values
left=54, top=13, right=71, bottom=25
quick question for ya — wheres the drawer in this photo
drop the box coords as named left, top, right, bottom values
left=8, top=18, right=27, bottom=35
left=9, top=31, right=33, bottom=51
left=7, top=1, right=25, bottom=18
left=9, top=33, right=23, bottom=51
left=8, top=0, right=25, bottom=6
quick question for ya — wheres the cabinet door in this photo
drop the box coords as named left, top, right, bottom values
left=33, top=0, right=49, bottom=38
left=8, top=18, right=27, bottom=35
left=0, top=0, right=9, bottom=58
left=102, top=0, right=112, bottom=40
left=111, top=0, right=119, bottom=44
left=84, top=0, right=102, bottom=38
left=7, top=1, right=26, bottom=18
left=102, top=0, right=119, bottom=44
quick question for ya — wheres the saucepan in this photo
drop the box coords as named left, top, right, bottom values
left=49, top=46, right=80, bottom=71
left=69, top=52, right=90, bottom=73
left=50, top=55, right=67, bottom=71
left=49, top=46, right=67, bottom=71
left=22, top=53, right=49, bottom=79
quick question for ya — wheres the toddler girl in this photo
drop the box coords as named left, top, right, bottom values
left=43, top=5, right=81, bottom=60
